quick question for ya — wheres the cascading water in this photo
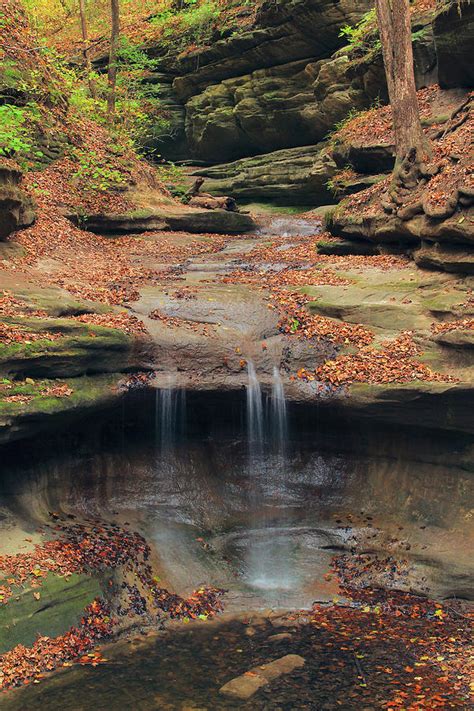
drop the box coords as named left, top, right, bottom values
left=270, top=365, right=288, bottom=455
left=155, top=375, right=186, bottom=455
left=246, top=362, right=294, bottom=596
left=246, top=361, right=264, bottom=459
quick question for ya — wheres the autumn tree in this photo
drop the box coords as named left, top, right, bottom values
left=375, top=0, right=431, bottom=189
left=78, top=0, right=97, bottom=99
left=107, top=0, right=120, bottom=118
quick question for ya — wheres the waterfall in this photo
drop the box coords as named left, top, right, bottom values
left=246, top=362, right=288, bottom=455
left=271, top=366, right=287, bottom=454
left=155, top=375, right=186, bottom=454
left=246, top=361, right=264, bottom=457
left=245, top=363, right=293, bottom=597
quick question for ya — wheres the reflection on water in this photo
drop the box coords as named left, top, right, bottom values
left=1, top=422, right=473, bottom=607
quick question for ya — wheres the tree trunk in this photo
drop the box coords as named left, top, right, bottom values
left=79, top=0, right=97, bottom=99
left=107, top=0, right=120, bottom=119
left=375, top=0, right=429, bottom=169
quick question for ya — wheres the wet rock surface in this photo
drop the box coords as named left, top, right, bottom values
left=219, top=653, right=305, bottom=699
left=1, top=212, right=473, bottom=444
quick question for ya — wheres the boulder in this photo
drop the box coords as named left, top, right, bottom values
left=413, top=243, right=474, bottom=275
left=330, top=206, right=474, bottom=267
left=0, top=162, right=35, bottom=239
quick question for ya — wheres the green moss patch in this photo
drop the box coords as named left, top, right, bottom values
left=0, top=572, right=102, bottom=653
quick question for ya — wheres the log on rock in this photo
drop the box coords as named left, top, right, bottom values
left=188, top=194, right=239, bottom=212
left=187, top=176, right=239, bottom=212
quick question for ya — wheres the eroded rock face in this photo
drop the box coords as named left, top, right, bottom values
left=148, top=0, right=471, bottom=207
left=149, top=0, right=374, bottom=163
left=0, top=163, right=35, bottom=239
left=169, top=0, right=373, bottom=102
left=434, top=0, right=474, bottom=89
left=150, top=0, right=458, bottom=170
left=192, top=143, right=337, bottom=206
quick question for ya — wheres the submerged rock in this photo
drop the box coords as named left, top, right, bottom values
left=219, top=654, right=305, bottom=699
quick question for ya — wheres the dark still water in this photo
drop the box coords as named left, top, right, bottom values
left=0, top=392, right=473, bottom=709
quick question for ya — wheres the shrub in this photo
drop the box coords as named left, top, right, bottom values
left=0, top=102, right=43, bottom=162
left=71, top=148, right=127, bottom=192
left=339, top=9, right=381, bottom=59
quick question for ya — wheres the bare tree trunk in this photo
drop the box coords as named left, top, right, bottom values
left=375, top=0, right=430, bottom=171
left=79, top=0, right=97, bottom=99
left=107, top=0, right=120, bottom=119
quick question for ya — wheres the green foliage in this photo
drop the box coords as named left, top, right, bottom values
left=150, top=0, right=220, bottom=49
left=289, top=318, right=300, bottom=334
left=339, top=9, right=381, bottom=58
left=412, top=27, right=428, bottom=43
left=71, top=148, right=127, bottom=192
left=0, top=103, right=43, bottom=163
left=325, top=176, right=338, bottom=197
left=68, top=37, right=170, bottom=156
left=156, top=161, right=185, bottom=184
left=180, top=0, right=220, bottom=43
left=155, top=161, right=189, bottom=202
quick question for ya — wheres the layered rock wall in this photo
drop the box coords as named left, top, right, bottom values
left=150, top=0, right=472, bottom=207
left=0, top=163, right=35, bottom=239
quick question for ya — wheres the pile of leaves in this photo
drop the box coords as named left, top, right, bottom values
left=72, top=312, right=148, bottom=337
left=233, top=233, right=410, bottom=273
left=0, top=291, right=48, bottom=319
left=333, top=85, right=447, bottom=147
left=312, top=332, right=457, bottom=387
left=432, top=318, right=474, bottom=334
left=308, top=591, right=473, bottom=710
left=0, top=322, right=62, bottom=346
left=336, top=88, right=473, bottom=220
left=223, top=266, right=350, bottom=289
left=272, top=287, right=374, bottom=348
left=316, top=250, right=411, bottom=272
left=10, top=161, right=228, bottom=306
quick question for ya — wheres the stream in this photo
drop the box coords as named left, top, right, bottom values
left=0, top=215, right=473, bottom=708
